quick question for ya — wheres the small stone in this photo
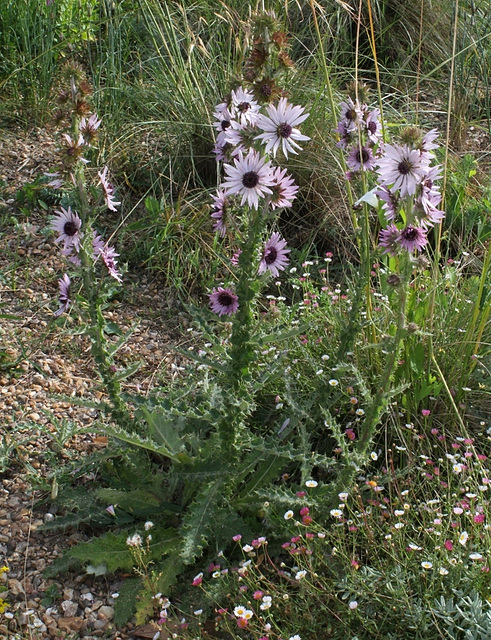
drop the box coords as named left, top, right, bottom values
left=61, top=600, right=79, bottom=617
left=98, top=605, right=114, bottom=620
left=92, top=619, right=108, bottom=630
left=58, top=616, right=84, bottom=633
left=8, top=578, right=25, bottom=595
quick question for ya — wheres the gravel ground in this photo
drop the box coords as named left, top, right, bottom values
left=0, top=127, right=190, bottom=639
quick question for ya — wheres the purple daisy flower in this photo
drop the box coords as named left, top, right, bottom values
left=338, top=98, right=360, bottom=133
left=209, top=287, right=239, bottom=316
left=44, top=172, right=64, bottom=189
left=398, top=225, right=427, bottom=252
left=224, top=120, right=258, bottom=157
left=270, top=166, right=299, bottom=210
left=213, top=104, right=234, bottom=135
left=258, top=232, right=290, bottom=277
left=100, top=245, right=123, bottom=282
left=365, top=108, right=382, bottom=144
left=222, top=150, right=274, bottom=209
left=255, top=97, right=310, bottom=159
left=231, top=249, right=242, bottom=266
left=230, top=87, right=261, bottom=126
left=61, top=133, right=89, bottom=164
left=376, top=186, right=399, bottom=222
left=212, top=141, right=230, bottom=162
left=98, top=167, right=121, bottom=212
left=379, top=224, right=401, bottom=256
left=335, top=118, right=355, bottom=149
left=54, top=274, right=71, bottom=317
left=92, top=233, right=122, bottom=282
left=346, top=145, right=375, bottom=171
left=377, top=144, right=429, bottom=196
left=421, top=128, right=439, bottom=159
left=210, top=190, right=229, bottom=236
left=51, top=206, right=83, bottom=251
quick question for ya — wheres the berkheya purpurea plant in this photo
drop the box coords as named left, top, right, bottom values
left=41, top=12, right=450, bottom=630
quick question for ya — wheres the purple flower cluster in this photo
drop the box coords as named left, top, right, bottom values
left=208, top=87, right=310, bottom=317
left=49, top=159, right=123, bottom=316
left=336, top=95, right=445, bottom=256
left=336, top=97, right=383, bottom=176
left=376, top=129, right=445, bottom=255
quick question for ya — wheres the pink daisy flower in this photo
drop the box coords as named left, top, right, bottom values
left=338, top=97, right=361, bottom=133
left=79, top=113, right=102, bottom=144
left=210, top=190, right=229, bottom=236
left=209, top=287, right=239, bottom=316
left=258, top=233, right=290, bottom=277
left=421, top=128, right=439, bottom=159
left=98, top=167, right=121, bottom=212
left=376, top=186, right=399, bottom=222
left=364, top=108, right=383, bottom=144
left=256, top=97, right=310, bottom=159
left=398, top=225, right=427, bottom=252
left=346, top=145, right=375, bottom=171
left=379, top=224, right=401, bottom=256
left=377, top=144, right=429, bottom=196
left=270, top=166, right=298, bottom=209
left=222, top=150, right=274, bottom=209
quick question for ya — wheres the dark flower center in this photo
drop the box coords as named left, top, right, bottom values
left=64, top=221, right=78, bottom=236
left=367, top=121, right=377, bottom=134
left=397, top=159, right=412, bottom=175
left=238, top=101, right=251, bottom=113
left=221, top=120, right=231, bottom=131
left=265, top=247, right=278, bottom=265
left=218, top=292, right=233, bottom=307
left=278, top=122, right=292, bottom=138
left=402, top=226, right=417, bottom=241
left=345, top=108, right=357, bottom=121
left=357, top=148, right=370, bottom=163
left=261, top=83, right=272, bottom=97
left=242, top=171, right=259, bottom=189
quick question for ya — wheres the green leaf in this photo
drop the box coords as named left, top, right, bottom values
left=67, top=532, right=134, bottom=573
left=113, top=361, right=141, bottom=382
left=44, top=554, right=82, bottom=578
left=104, top=425, right=185, bottom=462
left=237, top=453, right=285, bottom=500
left=86, top=564, right=107, bottom=576
left=114, top=577, right=141, bottom=627
left=180, top=479, right=224, bottom=564
left=104, top=322, right=123, bottom=336
left=138, top=407, right=184, bottom=458
left=409, top=342, right=425, bottom=375
left=95, top=488, right=161, bottom=515
left=145, top=195, right=161, bottom=216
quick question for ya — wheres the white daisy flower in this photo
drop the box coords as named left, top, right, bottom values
left=222, top=150, right=274, bottom=209
left=256, top=97, right=310, bottom=159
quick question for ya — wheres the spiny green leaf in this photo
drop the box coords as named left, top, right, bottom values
left=180, top=479, right=224, bottom=564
